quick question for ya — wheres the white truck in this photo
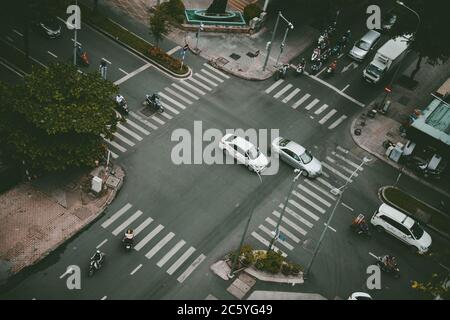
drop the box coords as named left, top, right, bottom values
left=363, top=34, right=411, bottom=83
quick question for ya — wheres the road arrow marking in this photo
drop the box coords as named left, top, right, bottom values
left=341, top=61, right=358, bottom=73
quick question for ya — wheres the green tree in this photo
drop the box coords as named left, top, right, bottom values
left=243, top=3, right=262, bottom=24
left=149, top=7, right=169, bottom=47
left=0, top=63, right=119, bottom=173
left=160, top=0, right=186, bottom=24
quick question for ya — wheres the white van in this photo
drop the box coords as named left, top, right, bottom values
left=370, top=203, right=432, bottom=254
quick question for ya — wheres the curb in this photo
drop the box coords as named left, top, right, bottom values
left=86, top=21, right=192, bottom=79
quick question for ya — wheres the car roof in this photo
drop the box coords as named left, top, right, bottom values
left=284, top=141, right=305, bottom=155
left=232, top=136, right=254, bottom=151
left=378, top=203, right=415, bottom=228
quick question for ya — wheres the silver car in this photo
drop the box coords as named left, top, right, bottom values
left=348, top=30, right=380, bottom=61
left=271, top=137, right=322, bottom=178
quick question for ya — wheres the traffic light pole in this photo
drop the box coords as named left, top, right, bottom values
left=262, top=11, right=280, bottom=71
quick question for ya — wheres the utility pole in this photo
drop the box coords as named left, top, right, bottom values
left=263, top=11, right=280, bottom=71
left=275, top=22, right=293, bottom=66
left=73, top=0, right=79, bottom=66
left=195, top=23, right=204, bottom=51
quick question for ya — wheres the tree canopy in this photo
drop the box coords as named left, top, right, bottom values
left=149, top=7, right=169, bottom=47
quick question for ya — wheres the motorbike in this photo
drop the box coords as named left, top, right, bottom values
left=330, top=43, right=342, bottom=57
left=76, top=46, right=90, bottom=66
left=88, top=251, right=105, bottom=277
left=275, top=64, right=289, bottom=80
left=325, top=60, right=337, bottom=76
left=310, top=60, right=322, bottom=74
left=296, top=61, right=306, bottom=76
left=404, top=156, right=441, bottom=179
left=122, top=230, right=134, bottom=251
left=375, top=255, right=400, bottom=278
left=350, top=214, right=371, bottom=237
left=115, top=95, right=129, bottom=115
left=145, top=94, right=164, bottom=113
left=311, top=47, right=321, bottom=62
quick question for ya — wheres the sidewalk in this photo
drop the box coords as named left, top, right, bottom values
left=0, top=165, right=124, bottom=283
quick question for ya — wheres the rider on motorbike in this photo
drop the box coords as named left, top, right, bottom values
left=123, top=228, right=134, bottom=244
left=381, top=255, right=397, bottom=270
left=91, top=250, right=104, bottom=268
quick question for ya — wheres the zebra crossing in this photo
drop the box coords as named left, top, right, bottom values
left=101, top=203, right=206, bottom=283
left=103, top=63, right=230, bottom=158
left=250, top=145, right=368, bottom=257
left=264, top=79, right=348, bottom=130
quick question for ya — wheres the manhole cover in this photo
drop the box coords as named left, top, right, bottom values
left=139, top=107, right=156, bottom=117
left=229, top=53, right=241, bottom=61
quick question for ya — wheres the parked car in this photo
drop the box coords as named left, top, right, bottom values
left=370, top=204, right=432, bottom=254
left=35, top=18, right=61, bottom=38
left=348, top=292, right=373, bottom=300
left=271, top=137, right=322, bottom=178
left=348, top=29, right=381, bottom=61
left=219, top=134, right=269, bottom=173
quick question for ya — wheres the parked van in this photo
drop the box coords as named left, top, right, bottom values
left=348, top=29, right=381, bottom=61
left=370, top=203, right=432, bottom=254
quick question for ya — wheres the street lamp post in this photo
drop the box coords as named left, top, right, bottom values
left=263, top=12, right=294, bottom=71
left=268, top=169, right=302, bottom=251
left=195, top=23, right=204, bottom=51
left=73, top=0, right=79, bottom=66
left=304, top=156, right=371, bottom=278
left=275, top=23, right=294, bottom=66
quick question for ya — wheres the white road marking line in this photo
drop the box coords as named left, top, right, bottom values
left=47, top=51, right=58, bottom=58
left=341, top=84, right=350, bottom=92
left=163, top=88, right=193, bottom=105
left=318, top=109, right=337, bottom=124
left=200, top=69, right=224, bottom=83
left=167, top=247, right=196, bottom=275
left=203, top=63, right=230, bottom=79
left=101, top=296, right=107, bottom=300
left=151, top=115, right=165, bottom=125
left=304, top=180, right=336, bottom=201
left=160, top=101, right=180, bottom=115
left=125, top=119, right=150, bottom=135
left=272, top=210, right=308, bottom=235
left=265, top=217, right=301, bottom=243
left=258, top=225, right=294, bottom=251
left=128, top=111, right=158, bottom=130
left=177, top=254, right=206, bottom=283
left=171, top=83, right=199, bottom=100
left=291, top=93, right=310, bottom=109
left=13, top=29, right=23, bottom=37
left=114, top=63, right=151, bottom=85
left=189, top=75, right=214, bottom=90
left=134, top=224, right=164, bottom=251
left=281, top=206, right=314, bottom=229
left=159, top=111, right=173, bottom=119
left=71, top=38, right=82, bottom=46
left=112, top=132, right=135, bottom=147
left=0, top=39, right=48, bottom=69
left=101, top=203, right=132, bottom=229
left=316, top=177, right=338, bottom=193
left=282, top=88, right=300, bottom=103
left=273, top=84, right=293, bottom=99
left=321, top=171, right=330, bottom=178
left=109, top=150, right=119, bottom=159
left=341, top=202, right=354, bottom=211
left=159, top=92, right=187, bottom=109
left=287, top=199, right=321, bottom=221
left=291, top=190, right=326, bottom=214
left=180, top=79, right=206, bottom=95
left=134, top=217, right=154, bottom=236
left=324, top=223, right=337, bottom=232
left=112, top=210, right=143, bottom=236
left=103, top=137, right=127, bottom=153
left=322, top=162, right=353, bottom=182
left=305, top=98, right=320, bottom=110
left=96, top=239, right=108, bottom=249
left=314, top=103, right=329, bottom=115
left=118, top=68, right=128, bottom=75
left=265, top=79, right=284, bottom=93
left=0, top=60, right=24, bottom=78
left=328, top=115, right=348, bottom=129
left=297, top=184, right=331, bottom=207
left=369, top=252, right=379, bottom=259
left=145, top=232, right=175, bottom=260
left=6, top=36, right=14, bottom=42
left=102, top=58, right=112, bottom=64
left=166, top=45, right=181, bottom=55
left=338, top=53, right=344, bottom=59
left=326, top=156, right=358, bottom=176
left=251, top=232, right=287, bottom=257
left=336, top=145, right=349, bottom=154
left=157, top=240, right=186, bottom=267
left=331, top=151, right=362, bottom=170
left=130, top=264, right=143, bottom=275
left=117, top=123, right=143, bottom=141
left=439, top=263, right=450, bottom=272
left=194, top=72, right=218, bottom=87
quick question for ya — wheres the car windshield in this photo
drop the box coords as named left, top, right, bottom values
left=299, top=150, right=313, bottom=164
left=410, top=222, right=424, bottom=239
left=366, top=64, right=383, bottom=77
left=356, top=40, right=370, bottom=51
left=279, top=138, right=290, bottom=147
left=247, top=146, right=260, bottom=160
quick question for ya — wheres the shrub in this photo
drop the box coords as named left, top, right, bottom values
left=160, top=0, right=186, bottom=24
left=262, top=251, right=283, bottom=274
left=243, top=3, right=262, bottom=24
left=281, top=263, right=292, bottom=276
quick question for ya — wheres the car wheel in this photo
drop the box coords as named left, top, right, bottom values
left=375, top=225, right=384, bottom=233
left=247, top=165, right=254, bottom=172
left=301, top=170, right=309, bottom=178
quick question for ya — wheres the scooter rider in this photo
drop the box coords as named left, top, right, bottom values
left=91, top=250, right=104, bottom=269
left=382, top=255, right=397, bottom=270
left=123, top=228, right=134, bottom=244
left=116, top=94, right=125, bottom=106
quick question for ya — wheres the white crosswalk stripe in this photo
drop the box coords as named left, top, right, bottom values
left=280, top=203, right=316, bottom=228
left=200, top=69, right=224, bottom=83
left=203, top=63, right=230, bottom=79
left=292, top=93, right=310, bottom=109
left=251, top=231, right=287, bottom=257
left=117, top=124, right=143, bottom=141
left=112, top=132, right=135, bottom=147
left=129, top=111, right=158, bottom=130
left=314, top=103, right=329, bottom=115
left=305, top=98, right=320, bottom=110
left=167, top=246, right=196, bottom=275
left=177, top=254, right=206, bottom=283
left=157, top=240, right=186, bottom=267
left=188, top=77, right=212, bottom=91
left=316, top=177, right=339, bottom=193
left=291, top=191, right=326, bottom=214
left=134, top=224, right=164, bottom=251
left=304, top=180, right=336, bottom=200
left=331, top=151, right=363, bottom=170
left=273, top=84, right=293, bottom=99
left=322, top=171, right=330, bottom=178
left=112, top=210, right=143, bottom=236
left=322, top=162, right=353, bottom=182
left=328, top=115, right=347, bottom=129
left=160, top=101, right=180, bottom=115
left=265, top=217, right=301, bottom=243
left=318, top=109, right=337, bottom=124
left=159, top=92, right=187, bottom=110
left=101, top=203, right=132, bottom=228
left=287, top=200, right=320, bottom=221
left=164, top=88, right=193, bottom=105
left=145, top=232, right=175, bottom=259
left=159, top=111, right=173, bottom=120
left=102, top=135, right=127, bottom=153
left=151, top=115, right=166, bottom=125
left=194, top=72, right=218, bottom=86
left=180, top=79, right=206, bottom=95
left=282, top=88, right=300, bottom=103
left=297, top=184, right=331, bottom=207
left=125, top=119, right=150, bottom=135
left=109, top=150, right=119, bottom=159
left=133, top=217, right=154, bottom=236
left=171, top=83, right=199, bottom=100
left=258, top=225, right=294, bottom=251
left=265, top=79, right=284, bottom=93
left=326, top=156, right=358, bottom=177
left=272, top=211, right=308, bottom=235
left=336, top=145, right=349, bottom=154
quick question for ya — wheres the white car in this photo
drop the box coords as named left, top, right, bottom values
left=219, top=134, right=269, bottom=173
left=348, top=292, right=373, bottom=300
left=271, top=137, right=322, bottom=178
left=370, top=204, right=432, bottom=254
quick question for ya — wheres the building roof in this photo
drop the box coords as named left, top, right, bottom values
left=411, top=97, right=450, bottom=146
